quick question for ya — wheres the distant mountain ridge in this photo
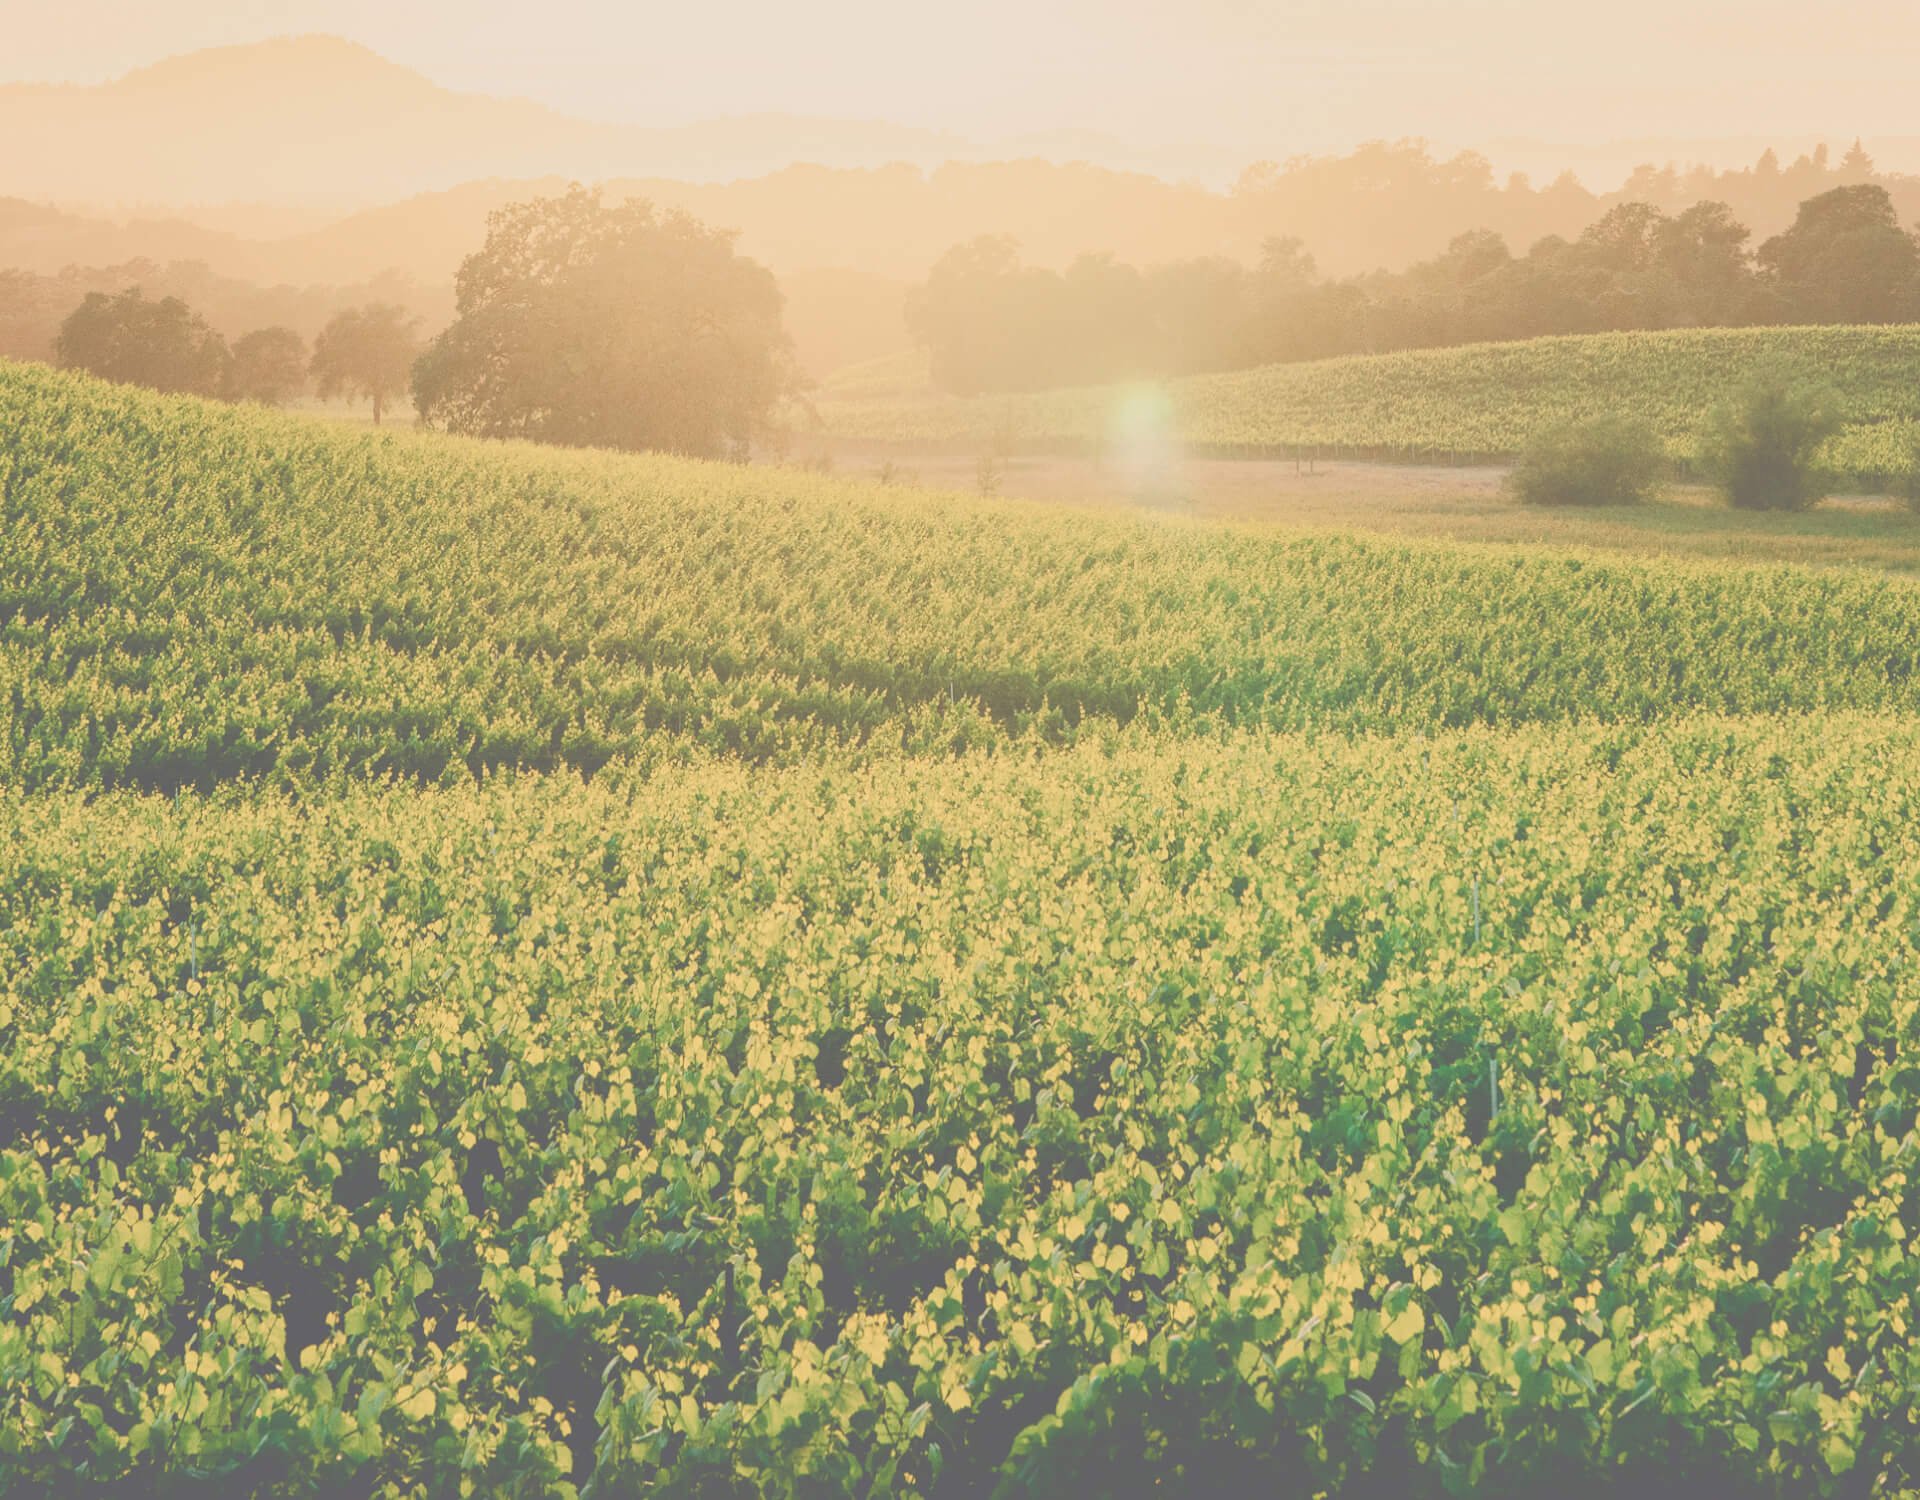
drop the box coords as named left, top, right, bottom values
left=11, top=38, right=1920, bottom=386
left=0, top=36, right=1241, bottom=210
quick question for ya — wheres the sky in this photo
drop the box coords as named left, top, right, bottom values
left=4, top=0, right=1919, bottom=155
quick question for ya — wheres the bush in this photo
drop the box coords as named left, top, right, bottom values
left=1509, top=415, right=1665, bottom=507
left=1702, top=368, right=1841, bottom=510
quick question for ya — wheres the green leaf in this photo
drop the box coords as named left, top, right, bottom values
left=1385, top=1303, right=1426, bottom=1345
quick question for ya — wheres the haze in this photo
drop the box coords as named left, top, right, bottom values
left=9, top=0, right=1920, bottom=163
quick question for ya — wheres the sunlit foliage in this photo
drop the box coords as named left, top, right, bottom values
left=816, top=324, right=1920, bottom=482
left=4, top=363, right=1920, bottom=1494
left=10, top=362, right=1920, bottom=795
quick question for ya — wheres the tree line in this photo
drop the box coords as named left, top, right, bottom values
left=0, top=257, right=443, bottom=370
left=52, top=289, right=422, bottom=420
left=910, top=183, right=1920, bottom=394
left=43, top=188, right=795, bottom=456
left=36, top=177, right=1920, bottom=456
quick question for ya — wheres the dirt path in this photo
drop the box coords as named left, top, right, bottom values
left=789, top=438, right=1512, bottom=521
left=777, top=438, right=1920, bottom=574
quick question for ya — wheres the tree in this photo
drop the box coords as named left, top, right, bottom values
left=1143, top=256, right=1252, bottom=375
left=54, top=287, right=228, bottom=396
left=1653, top=202, right=1757, bottom=325
left=1060, top=252, right=1152, bottom=384
left=412, top=187, right=791, bottom=456
left=311, top=304, right=420, bottom=425
left=1756, top=185, right=1920, bottom=323
left=226, top=326, right=308, bottom=405
left=907, top=236, right=1065, bottom=395
left=1430, top=229, right=1514, bottom=285
left=1249, top=237, right=1349, bottom=363
left=1578, top=203, right=1667, bottom=274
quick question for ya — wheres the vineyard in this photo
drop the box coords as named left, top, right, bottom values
left=810, top=325, right=1920, bottom=480
left=4, top=359, right=1920, bottom=1495
left=10, top=362, right=1920, bottom=794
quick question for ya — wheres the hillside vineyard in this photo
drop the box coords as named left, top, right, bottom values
left=1, top=363, right=1919, bottom=1494
left=9, top=363, right=1920, bottom=793
left=817, top=325, right=1920, bottom=479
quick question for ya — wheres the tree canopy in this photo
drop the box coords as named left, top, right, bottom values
left=226, top=326, right=308, bottom=406
left=1756, top=185, right=1920, bottom=324
left=53, top=288, right=229, bottom=396
left=311, top=304, right=420, bottom=425
left=411, top=186, right=791, bottom=457
left=910, top=185, right=1920, bottom=394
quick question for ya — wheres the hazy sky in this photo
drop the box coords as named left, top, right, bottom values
left=5, top=0, right=1918, bottom=153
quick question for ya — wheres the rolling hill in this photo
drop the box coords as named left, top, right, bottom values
left=9, top=356, right=1920, bottom=794
left=811, top=325, right=1920, bottom=479
left=0, top=36, right=982, bottom=209
left=5, top=359, right=1920, bottom=1491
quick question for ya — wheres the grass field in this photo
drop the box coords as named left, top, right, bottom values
left=4, top=359, right=1920, bottom=1495
left=799, top=441, right=1920, bottom=575
left=807, top=326, right=1920, bottom=482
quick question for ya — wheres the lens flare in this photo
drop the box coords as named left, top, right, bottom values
left=1105, top=383, right=1185, bottom=509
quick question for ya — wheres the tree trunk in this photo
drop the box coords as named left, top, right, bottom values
left=372, top=391, right=385, bottom=427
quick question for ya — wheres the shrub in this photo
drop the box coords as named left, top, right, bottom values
left=1702, top=368, right=1842, bottom=510
left=1509, top=414, right=1665, bottom=507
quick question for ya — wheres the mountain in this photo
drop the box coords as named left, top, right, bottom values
left=0, top=198, right=259, bottom=276
left=250, top=161, right=1237, bottom=288
left=17, top=44, right=1920, bottom=388
left=0, top=36, right=980, bottom=209
left=0, top=162, right=1229, bottom=378
left=0, top=157, right=1246, bottom=289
